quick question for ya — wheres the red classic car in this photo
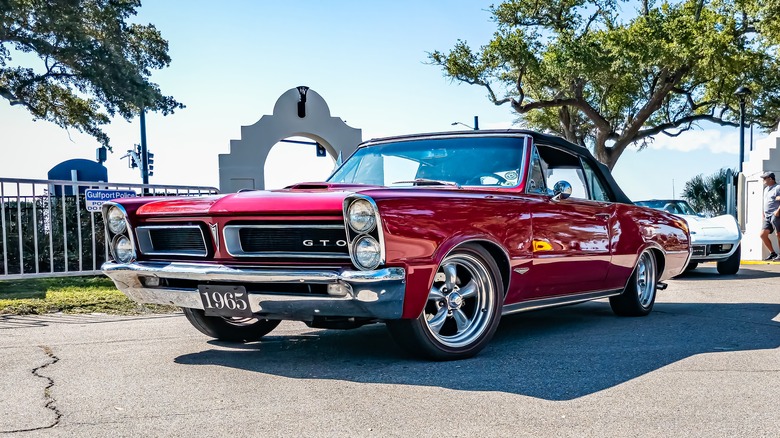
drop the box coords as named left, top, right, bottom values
left=102, top=130, right=691, bottom=360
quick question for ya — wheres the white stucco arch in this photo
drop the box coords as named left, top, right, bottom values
left=219, top=87, right=362, bottom=192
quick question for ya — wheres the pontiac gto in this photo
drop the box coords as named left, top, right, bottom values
left=102, top=130, right=691, bottom=360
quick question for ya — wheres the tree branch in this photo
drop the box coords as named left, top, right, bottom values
left=636, top=114, right=739, bottom=139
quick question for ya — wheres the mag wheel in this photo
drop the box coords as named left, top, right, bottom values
left=387, top=244, right=503, bottom=360
left=610, top=250, right=657, bottom=317
left=183, top=308, right=281, bottom=342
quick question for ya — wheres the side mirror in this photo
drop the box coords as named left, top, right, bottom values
left=552, top=180, right=572, bottom=201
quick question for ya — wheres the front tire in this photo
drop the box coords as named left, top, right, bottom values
left=610, top=250, right=657, bottom=317
left=386, top=244, right=503, bottom=360
left=183, top=308, right=281, bottom=342
left=716, top=244, right=741, bottom=275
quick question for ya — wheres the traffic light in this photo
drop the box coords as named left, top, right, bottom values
left=147, top=151, right=155, bottom=176
left=127, top=145, right=141, bottom=168
left=316, top=143, right=326, bottom=157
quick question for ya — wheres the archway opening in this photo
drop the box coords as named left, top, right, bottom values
left=264, top=136, right=337, bottom=189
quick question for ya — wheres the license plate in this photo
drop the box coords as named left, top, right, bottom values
left=198, top=285, right=253, bottom=318
left=692, top=245, right=706, bottom=256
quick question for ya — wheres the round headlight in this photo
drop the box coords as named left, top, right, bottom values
left=112, top=235, right=135, bottom=263
left=353, top=236, right=381, bottom=270
left=107, top=206, right=127, bottom=234
left=348, top=199, right=376, bottom=233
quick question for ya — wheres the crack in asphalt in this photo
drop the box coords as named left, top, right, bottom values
left=1, top=346, right=62, bottom=434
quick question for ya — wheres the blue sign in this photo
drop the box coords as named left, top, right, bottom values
left=84, top=189, right=137, bottom=212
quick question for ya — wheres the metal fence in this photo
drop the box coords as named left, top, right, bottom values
left=0, top=177, right=218, bottom=280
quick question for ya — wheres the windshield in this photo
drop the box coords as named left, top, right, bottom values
left=636, top=200, right=698, bottom=215
left=328, top=137, right=526, bottom=187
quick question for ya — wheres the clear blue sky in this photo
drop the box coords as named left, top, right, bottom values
left=0, top=0, right=763, bottom=200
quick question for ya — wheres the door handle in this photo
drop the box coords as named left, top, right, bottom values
left=595, top=213, right=610, bottom=221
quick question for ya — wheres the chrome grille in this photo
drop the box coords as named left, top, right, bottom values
left=136, top=225, right=208, bottom=257
left=224, top=223, right=349, bottom=259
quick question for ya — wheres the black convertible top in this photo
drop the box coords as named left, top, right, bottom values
left=362, top=129, right=634, bottom=205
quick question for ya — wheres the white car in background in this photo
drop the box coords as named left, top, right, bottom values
left=635, top=199, right=742, bottom=275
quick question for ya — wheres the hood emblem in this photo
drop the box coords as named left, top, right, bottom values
left=210, top=223, right=219, bottom=248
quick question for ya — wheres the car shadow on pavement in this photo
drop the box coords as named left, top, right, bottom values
left=174, top=300, right=780, bottom=401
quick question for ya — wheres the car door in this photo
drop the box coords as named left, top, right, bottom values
left=526, top=145, right=614, bottom=298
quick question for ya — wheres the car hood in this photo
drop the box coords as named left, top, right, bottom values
left=678, top=214, right=741, bottom=241
left=134, top=183, right=376, bottom=217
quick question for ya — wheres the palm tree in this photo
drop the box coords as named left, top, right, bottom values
left=682, top=168, right=734, bottom=216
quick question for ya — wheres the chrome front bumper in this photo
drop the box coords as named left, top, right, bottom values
left=102, top=261, right=406, bottom=320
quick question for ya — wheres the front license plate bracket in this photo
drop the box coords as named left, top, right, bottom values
left=198, top=285, right=253, bottom=318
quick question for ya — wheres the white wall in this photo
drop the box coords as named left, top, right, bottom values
left=741, top=127, right=780, bottom=260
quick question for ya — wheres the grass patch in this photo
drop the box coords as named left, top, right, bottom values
left=0, top=276, right=178, bottom=315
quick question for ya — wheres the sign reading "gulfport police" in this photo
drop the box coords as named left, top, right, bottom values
left=84, top=189, right=137, bottom=212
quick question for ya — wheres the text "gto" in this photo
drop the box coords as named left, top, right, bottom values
left=303, top=239, right=348, bottom=247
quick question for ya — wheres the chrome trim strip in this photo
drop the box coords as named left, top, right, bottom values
left=136, top=225, right=208, bottom=257
left=103, top=261, right=404, bottom=284
left=226, top=252, right=351, bottom=259
left=502, top=289, right=622, bottom=315
left=223, top=224, right=349, bottom=258
left=226, top=224, right=345, bottom=229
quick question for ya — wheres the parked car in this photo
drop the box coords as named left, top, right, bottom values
left=634, top=199, right=741, bottom=275
left=102, top=130, right=691, bottom=360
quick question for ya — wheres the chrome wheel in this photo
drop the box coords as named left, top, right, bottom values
left=635, top=251, right=656, bottom=309
left=610, top=249, right=658, bottom=317
left=422, top=252, right=497, bottom=348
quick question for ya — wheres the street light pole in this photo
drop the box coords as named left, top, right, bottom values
left=451, top=116, right=479, bottom=131
left=735, top=86, right=752, bottom=173
left=140, top=108, right=149, bottom=185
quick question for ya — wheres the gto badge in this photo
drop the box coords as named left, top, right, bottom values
left=303, top=239, right=348, bottom=247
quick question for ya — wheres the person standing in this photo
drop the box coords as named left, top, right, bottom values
left=760, top=171, right=780, bottom=260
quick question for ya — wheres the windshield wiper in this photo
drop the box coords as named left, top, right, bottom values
left=391, top=178, right=461, bottom=188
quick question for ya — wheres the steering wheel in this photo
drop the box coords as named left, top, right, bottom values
left=465, top=173, right=509, bottom=186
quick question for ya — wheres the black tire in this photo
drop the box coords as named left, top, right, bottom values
left=716, top=244, right=741, bottom=275
left=684, top=261, right=698, bottom=272
left=386, top=244, right=503, bottom=360
left=610, top=250, right=657, bottom=317
left=182, top=308, right=280, bottom=342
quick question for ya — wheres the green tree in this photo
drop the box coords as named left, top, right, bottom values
left=0, top=0, right=182, bottom=150
left=431, top=0, right=780, bottom=169
left=682, top=167, right=732, bottom=215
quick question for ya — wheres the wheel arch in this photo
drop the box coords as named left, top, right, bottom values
left=436, top=238, right=510, bottom=296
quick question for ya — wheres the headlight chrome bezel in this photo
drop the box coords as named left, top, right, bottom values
left=103, top=202, right=136, bottom=264
left=347, top=198, right=377, bottom=233
left=107, top=206, right=128, bottom=234
left=343, top=195, right=385, bottom=271
left=353, top=235, right=382, bottom=270
left=111, top=234, right=135, bottom=264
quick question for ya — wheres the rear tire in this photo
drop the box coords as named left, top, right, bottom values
left=386, top=244, right=503, bottom=360
left=610, top=250, right=657, bottom=317
left=716, top=244, right=741, bottom=275
left=182, top=308, right=280, bottom=342
left=684, top=261, right=698, bottom=272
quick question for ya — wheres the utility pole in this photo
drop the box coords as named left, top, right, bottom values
left=140, top=108, right=149, bottom=185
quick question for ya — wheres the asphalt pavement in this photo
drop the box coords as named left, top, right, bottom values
left=1, top=263, right=778, bottom=437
